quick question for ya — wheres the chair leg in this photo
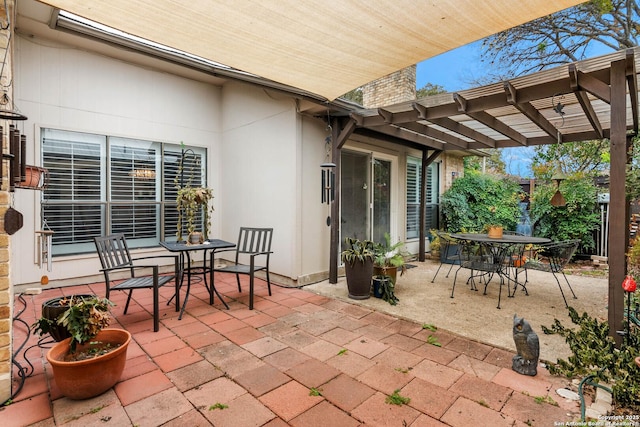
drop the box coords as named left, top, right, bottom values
left=153, top=266, right=159, bottom=332
left=236, top=274, right=242, bottom=292
left=123, top=290, right=133, bottom=314
left=561, top=271, right=578, bottom=300
left=249, top=274, right=255, bottom=310
left=551, top=272, right=570, bottom=308
left=266, top=269, right=272, bottom=296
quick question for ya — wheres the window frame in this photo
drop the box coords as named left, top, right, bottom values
left=41, top=128, right=207, bottom=256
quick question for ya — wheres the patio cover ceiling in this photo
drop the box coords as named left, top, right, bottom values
left=37, top=0, right=583, bottom=101
left=344, top=48, right=640, bottom=152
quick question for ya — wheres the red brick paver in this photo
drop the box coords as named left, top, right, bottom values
left=9, top=271, right=583, bottom=426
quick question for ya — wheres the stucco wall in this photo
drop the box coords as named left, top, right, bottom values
left=11, top=34, right=222, bottom=288
left=218, top=82, right=331, bottom=283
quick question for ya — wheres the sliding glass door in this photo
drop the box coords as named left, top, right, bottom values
left=340, top=150, right=393, bottom=251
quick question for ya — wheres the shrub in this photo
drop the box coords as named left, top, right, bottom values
left=440, top=172, right=523, bottom=232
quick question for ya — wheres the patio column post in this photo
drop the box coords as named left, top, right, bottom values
left=608, top=58, right=629, bottom=347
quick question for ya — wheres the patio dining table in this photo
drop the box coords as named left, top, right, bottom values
left=160, top=239, right=236, bottom=319
left=449, top=233, right=551, bottom=308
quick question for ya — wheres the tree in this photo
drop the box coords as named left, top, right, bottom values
left=530, top=139, right=610, bottom=178
left=481, top=0, right=640, bottom=77
left=416, top=83, right=447, bottom=98
left=463, top=149, right=507, bottom=175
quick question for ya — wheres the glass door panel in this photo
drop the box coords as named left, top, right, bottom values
left=372, top=158, right=391, bottom=245
left=340, top=151, right=370, bottom=250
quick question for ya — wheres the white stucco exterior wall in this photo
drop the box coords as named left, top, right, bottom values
left=10, top=30, right=334, bottom=289
left=11, top=34, right=222, bottom=287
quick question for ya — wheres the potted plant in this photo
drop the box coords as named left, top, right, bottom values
left=372, top=274, right=399, bottom=305
left=176, top=186, right=214, bottom=243
left=373, top=232, right=409, bottom=285
left=341, top=237, right=375, bottom=300
left=32, top=296, right=131, bottom=400
left=39, top=294, right=95, bottom=342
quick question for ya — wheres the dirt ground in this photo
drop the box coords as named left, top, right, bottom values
left=305, top=257, right=609, bottom=364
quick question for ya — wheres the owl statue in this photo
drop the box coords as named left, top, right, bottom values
left=512, top=314, right=539, bottom=376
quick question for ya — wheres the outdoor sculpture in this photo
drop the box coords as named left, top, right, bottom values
left=512, top=314, right=539, bottom=376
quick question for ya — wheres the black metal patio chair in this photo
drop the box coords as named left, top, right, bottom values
left=430, top=231, right=460, bottom=283
left=210, top=227, right=273, bottom=310
left=522, top=239, right=579, bottom=307
left=94, top=233, right=179, bottom=332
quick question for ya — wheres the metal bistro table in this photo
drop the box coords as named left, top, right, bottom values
left=160, top=239, right=236, bottom=319
left=450, top=233, right=551, bottom=308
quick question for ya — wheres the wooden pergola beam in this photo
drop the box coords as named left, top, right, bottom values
left=504, top=81, right=560, bottom=140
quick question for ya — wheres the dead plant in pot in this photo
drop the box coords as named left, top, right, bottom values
left=32, top=296, right=132, bottom=399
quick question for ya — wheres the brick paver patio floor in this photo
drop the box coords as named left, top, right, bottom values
left=5, top=271, right=582, bottom=426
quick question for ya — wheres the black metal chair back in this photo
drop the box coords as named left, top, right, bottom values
left=212, top=227, right=273, bottom=310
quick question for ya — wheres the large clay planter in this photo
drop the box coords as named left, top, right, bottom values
left=41, top=295, right=95, bottom=342
left=344, top=259, right=373, bottom=300
left=635, top=356, right=640, bottom=369
left=46, top=328, right=131, bottom=400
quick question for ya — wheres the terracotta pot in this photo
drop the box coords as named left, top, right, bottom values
left=41, top=295, right=95, bottom=342
left=344, top=259, right=373, bottom=300
left=46, top=329, right=131, bottom=400
left=487, top=226, right=503, bottom=239
left=635, top=356, right=640, bottom=369
left=18, top=165, right=47, bottom=189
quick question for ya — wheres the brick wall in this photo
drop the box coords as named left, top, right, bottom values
left=0, top=0, right=14, bottom=404
left=362, top=66, right=416, bottom=108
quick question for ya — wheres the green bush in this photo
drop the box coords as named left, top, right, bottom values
left=440, top=172, right=523, bottom=232
left=530, top=175, right=600, bottom=250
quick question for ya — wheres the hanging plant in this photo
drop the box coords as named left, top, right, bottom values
left=176, top=186, right=214, bottom=242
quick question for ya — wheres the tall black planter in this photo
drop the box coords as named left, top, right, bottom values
left=41, top=295, right=95, bottom=342
left=344, top=259, right=373, bottom=300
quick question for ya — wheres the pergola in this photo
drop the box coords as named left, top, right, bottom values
left=328, top=48, right=640, bottom=345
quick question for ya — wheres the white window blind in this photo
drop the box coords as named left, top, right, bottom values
left=406, top=156, right=439, bottom=239
left=42, top=129, right=206, bottom=255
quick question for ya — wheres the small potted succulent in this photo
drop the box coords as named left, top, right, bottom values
left=32, top=296, right=131, bottom=400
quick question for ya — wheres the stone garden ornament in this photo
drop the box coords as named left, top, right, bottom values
left=512, top=314, right=539, bottom=376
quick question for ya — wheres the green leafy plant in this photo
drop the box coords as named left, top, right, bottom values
left=427, top=335, right=441, bottom=347
left=337, top=348, right=348, bottom=356
left=340, top=237, right=375, bottom=266
left=373, top=275, right=399, bottom=305
left=33, top=296, right=114, bottom=353
left=385, top=389, right=411, bottom=406
left=176, top=186, right=214, bottom=242
left=529, top=173, right=599, bottom=250
left=373, top=232, right=409, bottom=275
left=422, top=323, right=437, bottom=331
left=542, top=306, right=639, bottom=410
left=440, top=172, right=522, bottom=233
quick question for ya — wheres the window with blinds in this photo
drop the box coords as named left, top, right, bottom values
left=406, top=156, right=439, bottom=239
left=42, top=128, right=206, bottom=255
